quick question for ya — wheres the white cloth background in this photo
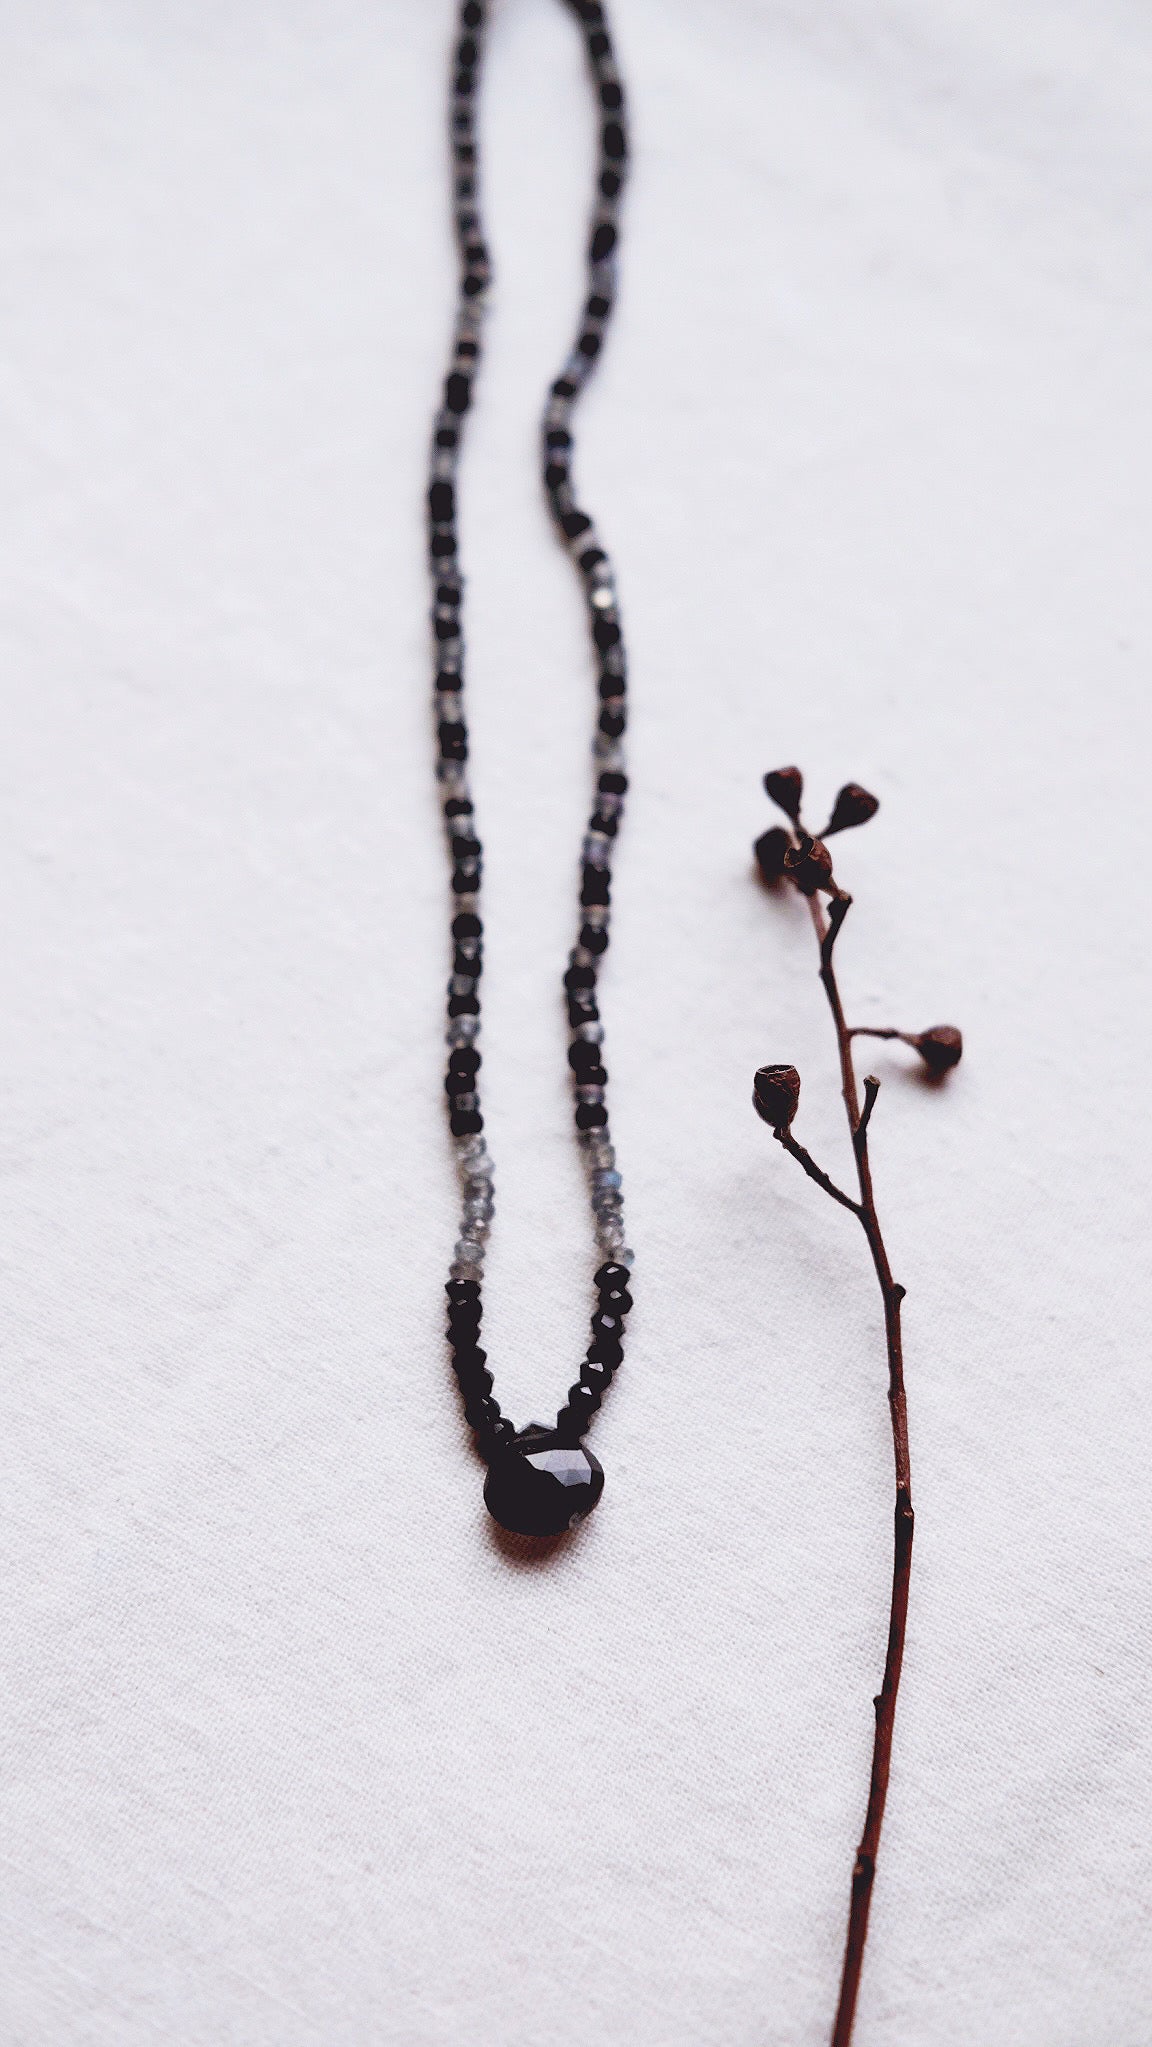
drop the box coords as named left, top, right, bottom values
left=1, top=2, right=1149, bottom=2041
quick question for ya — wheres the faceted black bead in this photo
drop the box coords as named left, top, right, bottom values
left=463, top=272, right=486, bottom=298
left=580, top=921, right=609, bottom=953
left=445, top=373, right=471, bottom=414
left=448, top=1046, right=481, bottom=1075
left=591, top=1304, right=624, bottom=1339
left=451, top=834, right=481, bottom=859
left=587, top=1332, right=623, bottom=1367
left=598, top=1284, right=633, bottom=1315
left=446, top=1278, right=481, bottom=1305
left=546, top=428, right=571, bottom=450
left=567, top=996, right=600, bottom=1027
left=435, top=615, right=460, bottom=641
left=450, top=1108, right=483, bottom=1136
left=451, top=870, right=479, bottom=894
left=429, top=481, right=455, bottom=522
left=586, top=294, right=611, bottom=320
left=579, top=1357, right=613, bottom=1394
left=576, top=1102, right=608, bottom=1129
left=483, top=1430, right=604, bottom=1537
left=439, top=722, right=467, bottom=759
left=431, top=534, right=456, bottom=558
left=545, top=462, right=568, bottom=489
left=564, top=963, right=596, bottom=992
left=578, top=331, right=601, bottom=359
left=602, top=121, right=626, bottom=160
left=436, top=427, right=458, bottom=450
left=595, top=1262, right=629, bottom=1290
left=552, top=377, right=577, bottom=399
left=600, top=81, right=623, bottom=110
left=598, top=771, right=627, bottom=795
left=579, top=547, right=606, bottom=573
left=448, top=994, right=479, bottom=1016
left=588, top=31, right=610, bottom=58
left=599, top=708, right=625, bottom=739
left=562, top=510, right=592, bottom=539
left=568, top=1039, right=602, bottom=1075
left=600, top=169, right=622, bottom=199
left=594, top=619, right=621, bottom=652
left=597, top=673, right=623, bottom=701
left=452, top=911, right=482, bottom=938
left=461, top=0, right=483, bottom=25
left=581, top=866, right=610, bottom=906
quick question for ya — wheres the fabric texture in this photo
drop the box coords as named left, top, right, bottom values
left=1, top=2, right=1149, bottom=2041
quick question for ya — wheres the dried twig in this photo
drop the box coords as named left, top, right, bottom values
left=752, top=772, right=962, bottom=2047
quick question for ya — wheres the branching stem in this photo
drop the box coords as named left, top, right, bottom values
left=803, top=887, right=915, bottom=2047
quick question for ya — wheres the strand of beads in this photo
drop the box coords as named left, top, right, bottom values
left=429, top=0, right=634, bottom=1523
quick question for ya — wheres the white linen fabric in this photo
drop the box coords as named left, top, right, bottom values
left=1, top=2, right=1149, bottom=2041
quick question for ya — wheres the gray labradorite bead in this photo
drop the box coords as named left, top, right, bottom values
left=483, top=1427, right=604, bottom=1537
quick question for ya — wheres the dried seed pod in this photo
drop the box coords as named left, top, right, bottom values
left=783, top=836, right=835, bottom=896
left=763, top=766, right=804, bottom=821
left=912, top=1025, right=963, bottom=1073
left=824, top=782, right=880, bottom=836
left=753, top=825, right=790, bottom=883
left=752, top=1063, right=801, bottom=1130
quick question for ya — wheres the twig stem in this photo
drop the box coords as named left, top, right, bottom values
left=805, top=890, right=915, bottom=2047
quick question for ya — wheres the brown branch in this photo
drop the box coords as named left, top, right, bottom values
left=775, top=1128, right=862, bottom=1216
left=805, top=887, right=914, bottom=2047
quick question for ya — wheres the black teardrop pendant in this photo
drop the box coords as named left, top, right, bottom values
left=484, top=1426, right=604, bottom=1537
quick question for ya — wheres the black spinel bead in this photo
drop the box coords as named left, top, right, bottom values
left=582, top=868, right=611, bottom=908
left=580, top=547, right=606, bottom=572
left=602, top=121, right=626, bottom=159
left=568, top=1039, right=602, bottom=1074
left=600, top=81, right=623, bottom=110
left=439, top=722, right=468, bottom=760
left=600, top=169, right=622, bottom=198
left=588, top=1332, right=623, bottom=1367
left=429, top=481, right=455, bottom=521
left=564, top=963, right=596, bottom=991
left=599, top=1286, right=633, bottom=1316
left=599, top=771, right=627, bottom=795
left=580, top=1358, right=612, bottom=1394
left=594, top=618, right=621, bottom=650
left=450, top=1108, right=483, bottom=1136
left=594, top=1262, right=629, bottom=1291
left=599, top=708, right=626, bottom=739
left=589, top=31, right=610, bottom=58
left=483, top=1430, right=604, bottom=1537
left=586, top=294, right=611, bottom=320
left=553, top=377, right=577, bottom=399
left=448, top=994, right=480, bottom=1016
left=463, top=272, right=486, bottom=298
left=445, top=373, right=471, bottom=413
left=431, top=533, right=456, bottom=558
left=435, top=673, right=461, bottom=695
left=448, top=1046, right=481, bottom=1075
left=579, top=922, right=609, bottom=954
left=452, top=912, right=482, bottom=939
left=567, top=995, right=600, bottom=1027
left=446, top=1279, right=481, bottom=1306
left=562, top=510, right=592, bottom=539
left=589, top=812, right=617, bottom=839
left=578, top=332, right=602, bottom=359
left=591, top=1309, right=624, bottom=1343
left=546, top=428, right=571, bottom=450
left=436, top=427, right=458, bottom=450
left=598, top=673, right=624, bottom=700
left=462, top=0, right=483, bottom=25
left=576, top=1102, right=608, bottom=1129
left=545, top=462, right=568, bottom=489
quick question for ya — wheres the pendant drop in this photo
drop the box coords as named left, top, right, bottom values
left=483, top=1425, right=604, bottom=1537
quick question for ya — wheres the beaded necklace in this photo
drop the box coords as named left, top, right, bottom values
left=430, top=0, right=633, bottom=1537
